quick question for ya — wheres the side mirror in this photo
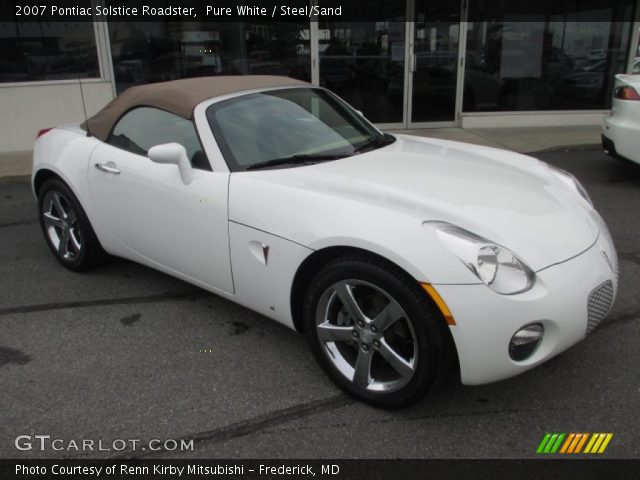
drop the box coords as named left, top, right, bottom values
left=148, top=143, right=194, bottom=185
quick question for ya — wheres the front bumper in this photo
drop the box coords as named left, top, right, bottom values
left=436, top=226, right=617, bottom=385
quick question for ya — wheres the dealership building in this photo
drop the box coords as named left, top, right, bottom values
left=1, top=0, right=640, bottom=154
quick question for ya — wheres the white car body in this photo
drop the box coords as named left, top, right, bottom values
left=603, top=74, right=640, bottom=164
left=33, top=85, right=618, bottom=389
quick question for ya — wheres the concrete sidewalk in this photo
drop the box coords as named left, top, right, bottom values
left=0, top=125, right=602, bottom=179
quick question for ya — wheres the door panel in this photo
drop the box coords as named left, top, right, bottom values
left=410, top=0, right=462, bottom=124
left=88, top=144, right=233, bottom=293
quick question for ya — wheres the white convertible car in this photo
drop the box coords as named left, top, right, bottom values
left=33, top=76, right=618, bottom=407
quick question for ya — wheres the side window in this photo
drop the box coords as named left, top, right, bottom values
left=107, top=107, right=211, bottom=171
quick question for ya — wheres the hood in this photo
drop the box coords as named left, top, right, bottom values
left=229, top=134, right=599, bottom=272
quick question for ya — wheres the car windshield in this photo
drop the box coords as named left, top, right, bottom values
left=205, top=87, right=392, bottom=171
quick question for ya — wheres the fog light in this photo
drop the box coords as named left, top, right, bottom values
left=509, top=323, right=544, bottom=361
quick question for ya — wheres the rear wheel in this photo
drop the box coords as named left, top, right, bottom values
left=38, top=178, right=105, bottom=271
left=303, top=254, right=453, bottom=408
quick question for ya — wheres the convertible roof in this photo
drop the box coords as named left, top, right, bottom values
left=84, top=75, right=309, bottom=142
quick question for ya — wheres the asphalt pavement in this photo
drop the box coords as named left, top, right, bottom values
left=1, top=147, right=639, bottom=459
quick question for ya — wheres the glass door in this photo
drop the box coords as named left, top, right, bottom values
left=313, top=0, right=465, bottom=129
left=318, top=9, right=407, bottom=127
left=408, top=0, right=463, bottom=126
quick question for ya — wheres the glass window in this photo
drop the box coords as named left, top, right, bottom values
left=0, top=17, right=99, bottom=82
left=206, top=87, right=387, bottom=171
left=108, top=107, right=210, bottom=170
left=464, top=0, right=636, bottom=111
left=411, top=0, right=462, bottom=122
left=318, top=17, right=406, bottom=124
left=109, top=21, right=310, bottom=94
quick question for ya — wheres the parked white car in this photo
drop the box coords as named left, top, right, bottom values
left=603, top=74, right=640, bottom=165
left=33, top=76, right=618, bottom=407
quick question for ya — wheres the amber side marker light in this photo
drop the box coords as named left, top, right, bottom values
left=421, top=283, right=456, bottom=325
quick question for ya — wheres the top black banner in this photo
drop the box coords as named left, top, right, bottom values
left=3, top=0, right=638, bottom=22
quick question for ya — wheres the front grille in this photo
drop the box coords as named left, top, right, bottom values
left=586, top=280, right=614, bottom=335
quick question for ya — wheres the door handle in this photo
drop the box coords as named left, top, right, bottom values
left=94, top=162, right=121, bottom=174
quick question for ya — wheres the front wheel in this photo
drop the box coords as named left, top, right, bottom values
left=303, top=255, right=454, bottom=408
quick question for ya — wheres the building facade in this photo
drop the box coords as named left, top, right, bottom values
left=2, top=0, right=640, bottom=152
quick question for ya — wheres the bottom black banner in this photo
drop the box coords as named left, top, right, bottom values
left=1, top=459, right=638, bottom=480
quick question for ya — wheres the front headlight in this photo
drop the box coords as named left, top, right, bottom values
left=546, top=164, right=592, bottom=206
left=427, top=222, right=536, bottom=295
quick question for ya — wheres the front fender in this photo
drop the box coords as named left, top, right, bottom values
left=304, top=221, right=481, bottom=286
left=229, top=173, right=481, bottom=285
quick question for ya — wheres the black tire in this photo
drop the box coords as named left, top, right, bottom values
left=38, top=178, right=106, bottom=271
left=303, top=254, right=454, bottom=408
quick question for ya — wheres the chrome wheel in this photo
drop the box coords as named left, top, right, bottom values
left=315, top=279, right=418, bottom=393
left=41, top=190, right=82, bottom=261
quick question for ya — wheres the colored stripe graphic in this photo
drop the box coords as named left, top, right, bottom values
left=544, top=433, right=559, bottom=453
left=559, top=433, right=575, bottom=453
left=536, top=433, right=565, bottom=454
left=592, top=433, right=606, bottom=452
left=584, top=433, right=598, bottom=453
left=584, top=433, right=614, bottom=454
left=538, top=433, right=613, bottom=454
left=550, top=433, right=565, bottom=453
left=567, top=433, right=582, bottom=453
left=574, top=433, right=589, bottom=453
left=537, top=433, right=552, bottom=453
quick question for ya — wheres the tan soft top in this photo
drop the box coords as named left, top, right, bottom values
left=84, top=75, right=309, bottom=141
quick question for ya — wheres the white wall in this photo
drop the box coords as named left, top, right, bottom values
left=0, top=81, right=114, bottom=152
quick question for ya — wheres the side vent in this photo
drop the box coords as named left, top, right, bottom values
left=249, top=241, right=270, bottom=266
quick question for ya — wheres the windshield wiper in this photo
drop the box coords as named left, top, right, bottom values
left=245, top=153, right=348, bottom=171
left=352, top=133, right=396, bottom=154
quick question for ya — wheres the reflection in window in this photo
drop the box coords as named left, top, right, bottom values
left=318, top=17, right=406, bottom=124
left=411, top=0, right=462, bottom=123
left=464, top=0, right=635, bottom=111
left=206, top=88, right=380, bottom=170
left=109, top=22, right=310, bottom=94
left=0, top=20, right=99, bottom=82
left=107, top=107, right=210, bottom=170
